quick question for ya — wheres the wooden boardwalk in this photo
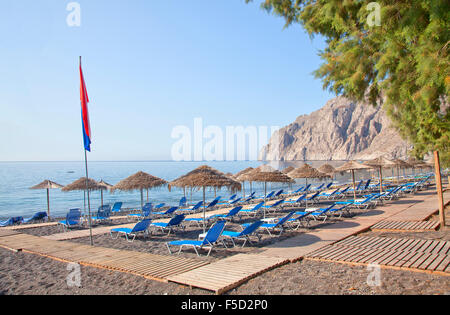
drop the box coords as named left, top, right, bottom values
left=167, top=254, right=289, bottom=295
left=371, top=220, right=440, bottom=232
left=305, top=236, right=450, bottom=275
left=0, top=233, right=209, bottom=281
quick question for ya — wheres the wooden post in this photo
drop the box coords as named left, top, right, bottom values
left=434, top=151, right=445, bottom=227
left=46, top=188, right=50, bottom=220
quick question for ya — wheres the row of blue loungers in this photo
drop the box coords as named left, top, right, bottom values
left=105, top=176, right=432, bottom=256
left=0, top=212, right=48, bottom=227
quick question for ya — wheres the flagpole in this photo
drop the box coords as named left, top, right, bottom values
left=80, top=56, right=94, bottom=246
left=84, top=149, right=94, bottom=246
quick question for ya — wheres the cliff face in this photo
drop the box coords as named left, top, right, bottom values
left=260, top=96, right=411, bottom=161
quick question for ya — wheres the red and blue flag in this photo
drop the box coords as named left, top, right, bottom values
left=79, top=60, right=91, bottom=152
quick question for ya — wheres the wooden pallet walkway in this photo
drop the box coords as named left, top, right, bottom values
left=0, top=232, right=209, bottom=281
left=167, top=254, right=289, bottom=294
left=371, top=220, right=440, bottom=232
left=305, top=236, right=450, bottom=275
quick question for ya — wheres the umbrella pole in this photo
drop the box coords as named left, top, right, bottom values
left=101, top=190, right=103, bottom=207
left=147, top=189, right=149, bottom=202
left=352, top=170, right=356, bottom=201
left=242, top=181, right=245, bottom=198
left=203, top=186, right=206, bottom=233
left=140, top=189, right=144, bottom=210
left=379, top=167, right=383, bottom=193
left=46, top=188, right=50, bottom=220
left=263, top=182, right=267, bottom=219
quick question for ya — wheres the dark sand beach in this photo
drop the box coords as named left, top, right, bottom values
left=1, top=196, right=449, bottom=295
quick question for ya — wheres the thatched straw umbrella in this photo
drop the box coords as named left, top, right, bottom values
left=392, top=159, right=410, bottom=183
left=282, top=166, right=295, bottom=174
left=111, top=172, right=167, bottom=210
left=244, top=166, right=294, bottom=218
left=234, top=167, right=254, bottom=198
left=364, top=157, right=396, bottom=193
left=97, top=179, right=113, bottom=207
left=288, top=164, right=329, bottom=208
left=30, top=180, right=64, bottom=219
left=169, top=165, right=241, bottom=232
left=62, top=177, right=102, bottom=192
left=318, top=163, right=336, bottom=178
left=288, top=164, right=330, bottom=186
left=335, top=161, right=373, bottom=200
left=406, top=157, right=423, bottom=175
left=62, top=177, right=104, bottom=211
left=62, top=177, right=103, bottom=244
left=281, top=166, right=295, bottom=190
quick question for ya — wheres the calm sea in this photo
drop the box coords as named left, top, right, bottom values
left=0, top=160, right=372, bottom=219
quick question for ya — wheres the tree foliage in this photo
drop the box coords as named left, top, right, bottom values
left=247, top=0, right=449, bottom=166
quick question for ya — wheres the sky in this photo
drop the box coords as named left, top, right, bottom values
left=0, top=0, right=334, bottom=161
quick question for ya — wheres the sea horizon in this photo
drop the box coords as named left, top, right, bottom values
left=0, top=160, right=366, bottom=220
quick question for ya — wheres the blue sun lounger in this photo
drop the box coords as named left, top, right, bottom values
left=58, top=209, right=83, bottom=231
left=328, top=204, right=351, bottom=218
left=221, top=220, right=264, bottom=247
left=335, top=195, right=376, bottom=209
left=263, top=199, right=285, bottom=214
left=243, top=192, right=256, bottom=202
left=239, top=201, right=265, bottom=217
left=206, top=197, right=221, bottom=209
left=305, top=191, right=321, bottom=204
left=23, top=212, right=47, bottom=224
left=284, top=193, right=307, bottom=205
left=294, top=204, right=336, bottom=223
left=110, top=219, right=151, bottom=242
left=334, top=186, right=350, bottom=198
left=177, top=201, right=203, bottom=214
left=287, top=211, right=312, bottom=229
left=244, top=211, right=296, bottom=236
left=207, top=206, right=243, bottom=222
left=0, top=216, right=24, bottom=227
left=166, top=220, right=226, bottom=256
left=362, top=179, right=372, bottom=191
left=219, top=194, right=237, bottom=203
left=92, top=205, right=112, bottom=223
left=319, top=188, right=340, bottom=200
left=274, top=190, right=284, bottom=198
left=127, top=203, right=153, bottom=220
left=312, top=183, right=324, bottom=191
left=111, top=202, right=123, bottom=212
left=153, top=206, right=179, bottom=217
left=179, top=197, right=187, bottom=207
left=288, top=186, right=304, bottom=195
left=151, top=214, right=185, bottom=235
